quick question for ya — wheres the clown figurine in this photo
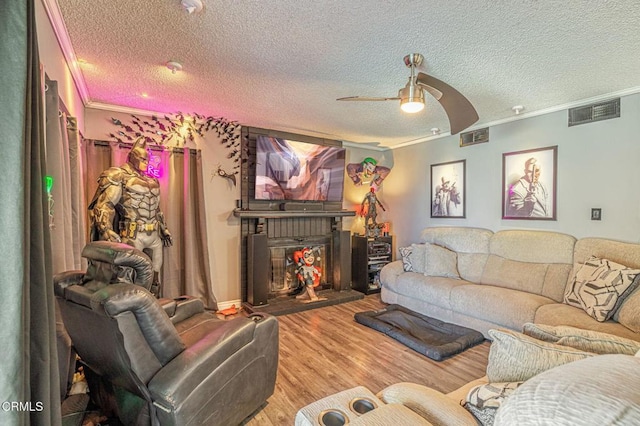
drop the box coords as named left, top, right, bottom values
left=293, top=247, right=325, bottom=302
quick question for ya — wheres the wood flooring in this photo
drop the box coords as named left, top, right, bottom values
left=242, top=294, right=490, bottom=425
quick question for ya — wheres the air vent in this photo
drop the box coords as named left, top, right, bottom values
left=568, top=98, right=620, bottom=127
left=459, top=127, right=489, bottom=147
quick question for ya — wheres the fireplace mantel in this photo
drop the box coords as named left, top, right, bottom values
left=233, top=209, right=356, bottom=219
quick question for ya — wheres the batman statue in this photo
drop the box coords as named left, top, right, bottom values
left=88, top=137, right=172, bottom=296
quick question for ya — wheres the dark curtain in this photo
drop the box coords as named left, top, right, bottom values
left=0, top=0, right=60, bottom=425
left=82, top=140, right=218, bottom=309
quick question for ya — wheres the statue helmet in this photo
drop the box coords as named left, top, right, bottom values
left=127, top=137, right=149, bottom=172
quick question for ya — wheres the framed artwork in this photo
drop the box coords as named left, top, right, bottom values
left=431, top=160, right=466, bottom=218
left=502, top=145, right=557, bottom=220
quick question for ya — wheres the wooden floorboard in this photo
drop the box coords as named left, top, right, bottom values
left=242, top=294, right=490, bottom=425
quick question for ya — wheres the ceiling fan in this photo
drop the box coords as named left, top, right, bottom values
left=337, top=53, right=479, bottom=135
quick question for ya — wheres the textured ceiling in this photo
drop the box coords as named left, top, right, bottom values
left=52, top=0, right=640, bottom=147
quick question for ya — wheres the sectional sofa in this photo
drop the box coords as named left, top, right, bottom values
left=380, top=226, right=640, bottom=341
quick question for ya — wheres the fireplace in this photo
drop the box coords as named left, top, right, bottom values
left=235, top=210, right=357, bottom=313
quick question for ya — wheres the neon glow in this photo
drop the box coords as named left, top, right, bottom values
left=45, top=176, right=54, bottom=193
left=146, top=152, right=162, bottom=178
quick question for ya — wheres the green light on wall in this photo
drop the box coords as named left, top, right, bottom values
left=45, top=175, right=54, bottom=194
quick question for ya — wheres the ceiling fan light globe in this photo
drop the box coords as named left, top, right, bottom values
left=399, top=84, right=425, bottom=113
left=400, top=100, right=425, bottom=113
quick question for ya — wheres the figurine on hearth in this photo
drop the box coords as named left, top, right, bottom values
left=293, top=247, right=326, bottom=302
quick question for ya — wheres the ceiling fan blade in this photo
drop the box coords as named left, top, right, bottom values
left=337, top=96, right=400, bottom=101
left=417, top=72, right=479, bottom=134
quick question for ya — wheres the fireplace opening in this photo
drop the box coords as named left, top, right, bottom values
left=269, top=244, right=329, bottom=296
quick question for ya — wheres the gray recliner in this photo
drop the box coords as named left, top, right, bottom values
left=54, top=241, right=279, bottom=425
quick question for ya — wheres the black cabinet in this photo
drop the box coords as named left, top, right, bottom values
left=351, top=235, right=393, bottom=295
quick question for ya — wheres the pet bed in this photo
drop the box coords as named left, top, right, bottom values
left=355, top=304, right=484, bottom=361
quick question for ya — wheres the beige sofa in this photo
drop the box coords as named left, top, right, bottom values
left=380, top=226, right=640, bottom=341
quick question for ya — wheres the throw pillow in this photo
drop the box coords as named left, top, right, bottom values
left=464, top=382, right=523, bottom=426
left=522, top=323, right=640, bottom=355
left=398, top=244, right=427, bottom=274
left=398, top=246, right=414, bottom=272
left=494, top=355, right=640, bottom=426
left=486, top=328, right=594, bottom=382
left=564, top=256, right=640, bottom=322
left=424, top=243, right=460, bottom=279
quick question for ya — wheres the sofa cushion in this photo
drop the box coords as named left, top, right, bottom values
left=534, top=303, right=640, bottom=341
left=522, top=323, right=640, bottom=355
left=494, top=355, right=640, bottom=426
left=480, top=255, right=547, bottom=294
left=564, top=256, right=640, bottom=322
left=450, top=285, right=554, bottom=331
left=390, top=274, right=468, bottom=310
left=421, top=227, right=492, bottom=282
left=424, top=243, right=460, bottom=279
left=486, top=328, right=594, bottom=382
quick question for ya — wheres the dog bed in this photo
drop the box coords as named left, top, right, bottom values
left=354, top=304, right=485, bottom=361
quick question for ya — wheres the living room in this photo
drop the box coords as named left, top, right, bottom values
left=3, top=1, right=640, bottom=425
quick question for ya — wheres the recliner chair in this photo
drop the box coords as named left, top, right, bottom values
left=54, top=241, right=279, bottom=425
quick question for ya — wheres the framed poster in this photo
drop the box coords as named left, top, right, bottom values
left=431, top=160, right=465, bottom=218
left=502, top=145, right=557, bottom=220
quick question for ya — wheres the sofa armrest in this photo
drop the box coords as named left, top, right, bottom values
left=380, top=260, right=405, bottom=287
left=351, top=403, right=432, bottom=425
left=53, top=270, right=85, bottom=297
left=378, top=382, right=478, bottom=425
left=147, top=315, right=276, bottom=410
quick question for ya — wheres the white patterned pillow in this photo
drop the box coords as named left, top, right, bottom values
left=564, top=256, right=640, bottom=322
left=399, top=246, right=414, bottom=271
left=464, top=382, right=523, bottom=426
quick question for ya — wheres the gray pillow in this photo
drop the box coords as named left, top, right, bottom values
left=522, top=323, right=640, bottom=355
left=487, top=328, right=594, bottom=382
left=424, top=243, right=460, bottom=279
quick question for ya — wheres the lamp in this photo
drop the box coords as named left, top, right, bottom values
left=399, top=83, right=425, bottom=113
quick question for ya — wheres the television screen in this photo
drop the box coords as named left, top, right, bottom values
left=255, top=136, right=346, bottom=202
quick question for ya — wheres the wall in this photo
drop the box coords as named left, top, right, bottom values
left=384, top=93, right=640, bottom=249
left=35, top=0, right=84, bottom=129
left=83, top=110, right=384, bottom=306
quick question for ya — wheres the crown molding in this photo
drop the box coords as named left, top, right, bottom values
left=41, top=0, right=90, bottom=104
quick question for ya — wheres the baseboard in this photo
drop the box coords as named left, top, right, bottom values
left=216, top=299, right=242, bottom=311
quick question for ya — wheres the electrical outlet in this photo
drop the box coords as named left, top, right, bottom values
left=591, top=208, right=602, bottom=221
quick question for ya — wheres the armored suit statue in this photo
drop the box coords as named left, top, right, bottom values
left=88, top=138, right=172, bottom=295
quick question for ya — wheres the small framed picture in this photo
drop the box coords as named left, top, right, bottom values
left=502, top=146, right=557, bottom=220
left=431, top=160, right=466, bottom=218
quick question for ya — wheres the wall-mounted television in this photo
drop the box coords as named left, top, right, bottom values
left=255, top=136, right=346, bottom=202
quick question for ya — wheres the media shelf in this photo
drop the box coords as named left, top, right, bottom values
left=351, top=235, right=393, bottom=295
